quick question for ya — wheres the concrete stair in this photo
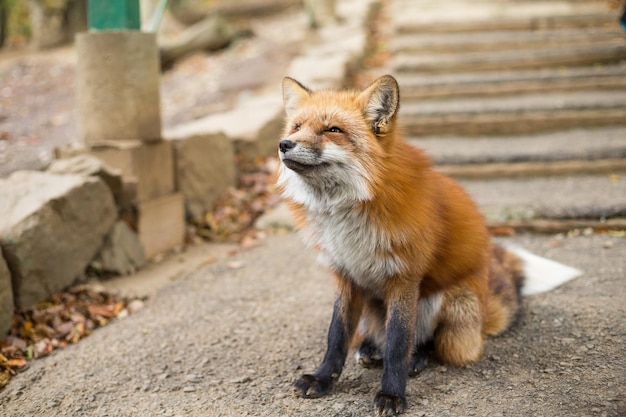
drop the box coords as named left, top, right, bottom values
left=393, top=44, right=626, bottom=73
left=396, top=64, right=626, bottom=99
left=388, top=0, right=626, bottom=232
left=410, top=127, right=626, bottom=165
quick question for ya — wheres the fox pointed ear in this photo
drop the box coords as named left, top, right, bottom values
left=282, top=77, right=312, bottom=117
left=359, top=75, right=399, bottom=136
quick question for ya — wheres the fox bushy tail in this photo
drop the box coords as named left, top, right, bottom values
left=506, top=246, right=583, bottom=296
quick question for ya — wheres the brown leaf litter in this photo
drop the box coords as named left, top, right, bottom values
left=1, top=286, right=144, bottom=389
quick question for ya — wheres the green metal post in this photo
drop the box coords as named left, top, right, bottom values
left=88, top=0, right=141, bottom=31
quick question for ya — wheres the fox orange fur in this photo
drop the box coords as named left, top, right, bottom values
left=276, top=75, right=575, bottom=416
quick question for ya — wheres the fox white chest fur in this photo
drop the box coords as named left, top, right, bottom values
left=297, top=201, right=405, bottom=292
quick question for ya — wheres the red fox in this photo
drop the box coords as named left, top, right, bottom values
left=276, top=75, right=581, bottom=416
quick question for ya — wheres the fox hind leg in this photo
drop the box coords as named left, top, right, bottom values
left=433, top=287, right=484, bottom=366
left=356, top=338, right=383, bottom=369
left=355, top=297, right=386, bottom=369
left=409, top=293, right=443, bottom=376
left=409, top=340, right=434, bottom=377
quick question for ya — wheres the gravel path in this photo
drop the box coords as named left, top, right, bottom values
left=0, top=233, right=623, bottom=416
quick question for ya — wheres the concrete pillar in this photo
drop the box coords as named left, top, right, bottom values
left=76, top=31, right=162, bottom=145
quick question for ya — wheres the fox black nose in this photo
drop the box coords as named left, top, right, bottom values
left=279, top=140, right=296, bottom=153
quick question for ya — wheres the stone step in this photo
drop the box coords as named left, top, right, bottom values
left=409, top=127, right=626, bottom=165
left=396, top=14, right=616, bottom=34
left=455, top=174, right=626, bottom=222
left=402, top=90, right=626, bottom=115
left=396, top=64, right=626, bottom=99
left=438, top=159, right=626, bottom=179
left=402, top=108, right=626, bottom=136
left=391, top=27, right=624, bottom=53
left=393, top=44, right=626, bottom=73
left=400, top=90, right=626, bottom=136
left=392, top=0, right=613, bottom=34
left=486, top=218, right=626, bottom=234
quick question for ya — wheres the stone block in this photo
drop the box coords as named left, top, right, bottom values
left=136, top=193, right=186, bottom=259
left=0, top=171, right=117, bottom=308
left=166, top=133, right=236, bottom=221
left=254, top=202, right=296, bottom=231
left=94, top=221, right=146, bottom=275
left=165, top=92, right=284, bottom=161
left=88, top=140, right=175, bottom=203
left=76, top=31, right=162, bottom=144
left=47, top=154, right=124, bottom=205
left=0, top=247, right=14, bottom=337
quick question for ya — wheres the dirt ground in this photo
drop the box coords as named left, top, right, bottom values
left=0, top=232, right=624, bottom=417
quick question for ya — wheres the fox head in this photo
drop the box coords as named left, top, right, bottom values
left=276, top=75, right=400, bottom=210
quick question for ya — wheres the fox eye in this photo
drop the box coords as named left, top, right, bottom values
left=327, top=126, right=342, bottom=133
left=293, top=124, right=301, bottom=132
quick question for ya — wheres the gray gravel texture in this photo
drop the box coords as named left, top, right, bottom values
left=1, top=232, right=624, bottom=417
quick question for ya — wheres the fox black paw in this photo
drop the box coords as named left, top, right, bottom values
left=408, top=353, right=429, bottom=377
left=409, top=340, right=433, bottom=377
left=293, top=374, right=333, bottom=398
left=356, top=339, right=383, bottom=369
left=374, top=391, right=407, bottom=416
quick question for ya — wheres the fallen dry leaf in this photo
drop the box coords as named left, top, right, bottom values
left=54, top=321, right=74, bottom=338
left=1, top=285, right=145, bottom=390
left=197, top=156, right=281, bottom=243
left=3, top=358, right=27, bottom=368
left=87, top=302, right=123, bottom=319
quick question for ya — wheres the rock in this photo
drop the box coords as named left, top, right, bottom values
left=165, top=91, right=284, bottom=161
left=127, top=299, right=145, bottom=314
left=0, top=171, right=117, bottom=308
left=0, top=247, right=14, bottom=336
left=230, top=376, right=252, bottom=384
left=254, top=202, right=296, bottom=230
left=47, top=154, right=124, bottom=205
left=93, top=221, right=146, bottom=275
left=166, top=133, right=236, bottom=221
left=184, top=374, right=202, bottom=384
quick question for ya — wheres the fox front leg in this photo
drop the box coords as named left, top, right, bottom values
left=374, top=286, right=419, bottom=416
left=293, top=276, right=362, bottom=398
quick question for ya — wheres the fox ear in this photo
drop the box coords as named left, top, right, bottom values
left=359, top=75, right=399, bottom=136
left=282, top=77, right=312, bottom=117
